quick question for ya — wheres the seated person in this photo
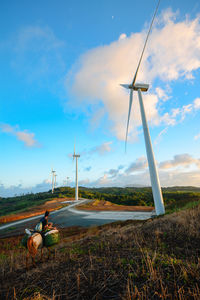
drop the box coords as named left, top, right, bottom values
left=40, top=210, right=56, bottom=231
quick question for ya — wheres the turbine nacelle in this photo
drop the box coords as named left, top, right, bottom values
left=120, top=83, right=149, bottom=92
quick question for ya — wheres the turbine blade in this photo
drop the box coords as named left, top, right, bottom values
left=131, top=0, right=161, bottom=87
left=120, top=84, right=130, bottom=89
left=125, top=89, right=133, bottom=152
left=73, top=142, right=76, bottom=160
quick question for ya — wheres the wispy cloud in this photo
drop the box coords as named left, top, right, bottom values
left=106, top=165, right=124, bottom=178
left=67, top=9, right=200, bottom=140
left=194, top=98, right=200, bottom=110
left=84, top=166, right=92, bottom=172
left=78, top=153, right=200, bottom=188
left=159, top=154, right=200, bottom=169
left=67, top=141, right=113, bottom=159
left=90, top=141, right=113, bottom=155
left=1, top=153, right=200, bottom=197
left=194, top=133, right=200, bottom=141
left=125, top=157, right=148, bottom=174
left=0, top=123, right=41, bottom=148
left=0, top=180, right=51, bottom=197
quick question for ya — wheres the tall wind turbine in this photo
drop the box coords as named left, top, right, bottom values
left=54, top=174, right=57, bottom=188
left=121, top=0, right=165, bottom=215
left=73, top=144, right=80, bottom=201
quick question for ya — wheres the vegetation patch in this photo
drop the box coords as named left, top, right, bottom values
left=0, top=204, right=200, bottom=299
left=1, top=186, right=200, bottom=221
left=76, top=199, right=154, bottom=211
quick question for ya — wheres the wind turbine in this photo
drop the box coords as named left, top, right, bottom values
left=51, top=169, right=56, bottom=194
left=54, top=174, right=57, bottom=188
left=121, top=0, right=165, bottom=215
left=66, top=176, right=70, bottom=187
left=73, top=144, right=80, bottom=201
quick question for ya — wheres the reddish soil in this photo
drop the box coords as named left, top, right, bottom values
left=76, top=200, right=154, bottom=212
left=0, top=198, right=74, bottom=224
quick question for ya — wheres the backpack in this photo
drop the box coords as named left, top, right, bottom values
left=35, top=221, right=43, bottom=232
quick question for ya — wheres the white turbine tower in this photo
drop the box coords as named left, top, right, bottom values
left=54, top=174, right=57, bottom=188
left=121, top=0, right=165, bottom=215
left=73, top=144, right=80, bottom=201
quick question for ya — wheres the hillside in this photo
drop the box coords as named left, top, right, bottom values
left=0, top=204, right=200, bottom=299
left=75, top=199, right=154, bottom=211
left=1, top=186, right=200, bottom=220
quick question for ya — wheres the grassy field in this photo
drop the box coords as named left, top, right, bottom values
left=1, top=186, right=200, bottom=219
left=0, top=203, right=200, bottom=299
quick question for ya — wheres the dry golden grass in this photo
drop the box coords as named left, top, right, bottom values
left=76, top=199, right=154, bottom=212
left=0, top=206, right=200, bottom=299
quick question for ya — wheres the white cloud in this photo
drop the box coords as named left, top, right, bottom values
left=194, top=98, right=200, bottom=110
left=0, top=123, right=14, bottom=133
left=159, top=154, right=200, bottom=169
left=68, top=141, right=113, bottom=159
left=194, top=133, right=200, bottom=140
left=67, top=9, right=200, bottom=140
left=0, top=123, right=40, bottom=148
left=180, top=104, right=193, bottom=121
left=155, top=87, right=169, bottom=101
left=0, top=181, right=51, bottom=197
left=119, top=33, right=127, bottom=40
left=89, top=141, right=113, bottom=155
left=16, top=131, right=37, bottom=147
left=1, top=154, right=200, bottom=197
left=126, top=156, right=148, bottom=174
left=79, top=153, right=200, bottom=188
left=79, top=169, right=200, bottom=188
left=106, top=164, right=124, bottom=178
left=158, top=96, right=200, bottom=126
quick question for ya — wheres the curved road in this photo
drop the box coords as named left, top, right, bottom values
left=0, top=199, right=155, bottom=237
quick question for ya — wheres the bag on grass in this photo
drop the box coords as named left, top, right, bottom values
left=44, top=229, right=60, bottom=247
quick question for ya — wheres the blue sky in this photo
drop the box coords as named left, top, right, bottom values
left=1, top=0, right=200, bottom=197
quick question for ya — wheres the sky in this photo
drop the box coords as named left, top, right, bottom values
left=1, top=0, right=200, bottom=197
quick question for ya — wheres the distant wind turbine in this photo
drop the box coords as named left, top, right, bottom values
left=73, top=144, right=80, bottom=201
left=66, top=176, right=70, bottom=187
left=121, top=0, right=165, bottom=215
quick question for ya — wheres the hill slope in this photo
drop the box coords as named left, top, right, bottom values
left=0, top=204, right=200, bottom=299
left=1, top=186, right=200, bottom=220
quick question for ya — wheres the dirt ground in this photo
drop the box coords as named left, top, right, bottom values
left=76, top=199, right=154, bottom=212
left=0, top=198, right=74, bottom=224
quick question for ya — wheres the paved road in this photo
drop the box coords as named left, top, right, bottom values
left=0, top=199, right=155, bottom=237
